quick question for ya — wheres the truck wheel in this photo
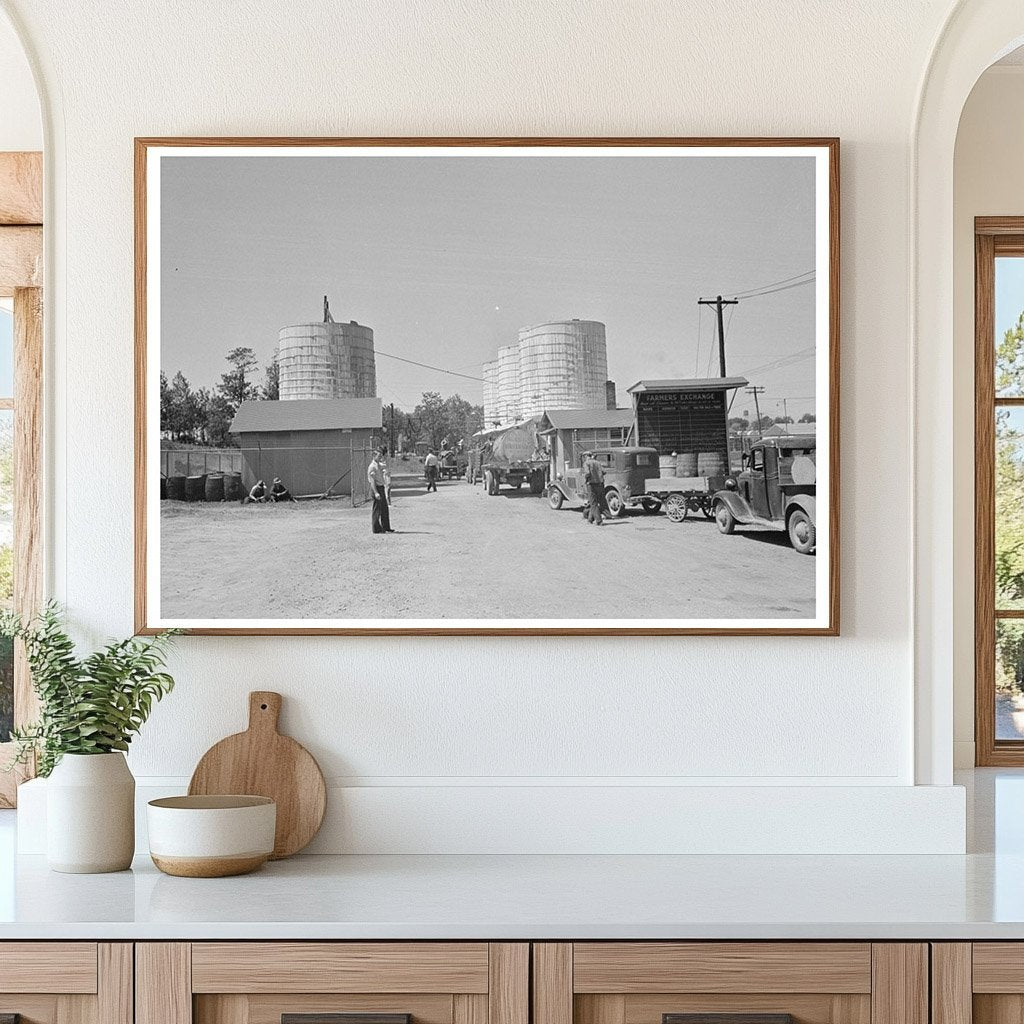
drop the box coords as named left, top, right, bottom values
left=548, top=487, right=565, bottom=510
left=605, top=488, right=625, bottom=518
left=715, top=502, right=736, bottom=535
left=787, top=508, right=816, bottom=554
left=664, top=494, right=688, bottom=523
left=641, top=497, right=662, bottom=514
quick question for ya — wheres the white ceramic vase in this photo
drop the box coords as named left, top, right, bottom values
left=46, top=752, right=135, bottom=873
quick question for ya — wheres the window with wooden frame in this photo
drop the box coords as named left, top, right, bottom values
left=0, top=151, right=44, bottom=806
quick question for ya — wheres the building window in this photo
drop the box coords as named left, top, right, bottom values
left=976, top=219, right=1024, bottom=764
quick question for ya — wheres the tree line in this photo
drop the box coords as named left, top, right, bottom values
left=728, top=412, right=816, bottom=432
left=161, top=347, right=278, bottom=446
left=161, top=348, right=484, bottom=453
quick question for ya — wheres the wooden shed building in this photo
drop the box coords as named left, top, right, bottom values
left=537, top=407, right=636, bottom=476
left=229, top=397, right=382, bottom=502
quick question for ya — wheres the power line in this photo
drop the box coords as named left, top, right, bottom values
left=730, top=270, right=816, bottom=299
left=375, top=349, right=485, bottom=383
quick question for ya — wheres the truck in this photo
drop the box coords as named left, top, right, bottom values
left=710, top=436, right=817, bottom=553
left=547, top=447, right=663, bottom=516
left=474, top=422, right=549, bottom=496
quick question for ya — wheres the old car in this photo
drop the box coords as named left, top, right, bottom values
left=711, top=436, right=817, bottom=553
left=547, top=447, right=662, bottom=517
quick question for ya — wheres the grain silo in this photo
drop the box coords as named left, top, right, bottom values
left=496, top=343, right=522, bottom=422
left=482, top=359, right=499, bottom=426
left=517, top=319, right=608, bottom=419
left=277, top=298, right=376, bottom=401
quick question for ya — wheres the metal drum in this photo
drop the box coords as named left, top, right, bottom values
left=184, top=475, right=206, bottom=501
left=676, top=452, right=698, bottom=476
left=658, top=454, right=677, bottom=477
left=204, top=473, right=225, bottom=502
left=697, top=452, right=725, bottom=477
left=165, top=475, right=186, bottom=501
left=223, top=472, right=243, bottom=501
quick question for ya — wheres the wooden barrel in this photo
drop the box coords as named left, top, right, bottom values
left=184, top=474, right=206, bottom=501
left=697, top=452, right=726, bottom=477
left=223, top=472, right=243, bottom=501
left=204, top=473, right=225, bottom=502
left=165, top=475, right=186, bottom=501
left=658, top=455, right=677, bottom=477
left=676, top=452, right=698, bottom=476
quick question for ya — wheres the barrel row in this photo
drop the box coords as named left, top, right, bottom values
left=658, top=451, right=727, bottom=478
left=162, top=472, right=243, bottom=502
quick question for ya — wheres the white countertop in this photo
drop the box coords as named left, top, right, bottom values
left=1, top=769, right=1021, bottom=941
left=0, top=849, right=1022, bottom=940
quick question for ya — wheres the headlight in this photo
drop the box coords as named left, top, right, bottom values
left=725, top=477, right=738, bottom=490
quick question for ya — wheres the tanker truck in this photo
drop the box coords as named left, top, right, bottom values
left=474, top=421, right=549, bottom=496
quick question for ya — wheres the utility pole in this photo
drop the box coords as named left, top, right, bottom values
left=746, top=386, right=766, bottom=438
left=698, top=294, right=739, bottom=377
left=389, top=403, right=395, bottom=455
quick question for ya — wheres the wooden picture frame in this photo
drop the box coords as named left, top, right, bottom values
left=135, top=137, right=840, bottom=636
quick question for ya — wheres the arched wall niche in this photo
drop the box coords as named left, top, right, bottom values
left=914, top=1, right=1024, bottom=784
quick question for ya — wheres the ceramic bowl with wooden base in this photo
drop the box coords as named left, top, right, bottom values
left=147, top=795, right=276, bottom=877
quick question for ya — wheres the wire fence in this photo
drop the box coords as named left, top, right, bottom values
left=161, top=447, right=242, bottom=478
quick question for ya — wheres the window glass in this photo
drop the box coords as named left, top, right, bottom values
left=997, top=620, right=1024, bottom=740
left=997, top=257, right=1024, bottom=397
left=0, top=308, right=12, bottom=399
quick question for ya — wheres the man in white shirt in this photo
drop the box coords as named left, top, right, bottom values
left=424, top=450, right=440, bottom=492
left=367, top=448, right=394, bottom=534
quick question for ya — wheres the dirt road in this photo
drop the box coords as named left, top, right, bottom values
left=159, top=473, right=816, bottom=622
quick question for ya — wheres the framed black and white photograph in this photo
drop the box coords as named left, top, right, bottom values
left=135, top=137, right=839, bottom=636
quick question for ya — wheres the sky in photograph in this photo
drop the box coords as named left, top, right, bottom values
left=160, top=152, right=818, bottom=420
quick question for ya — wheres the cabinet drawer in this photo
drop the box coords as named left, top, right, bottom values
left=0, top=942, right=99, bottom=994
left=0, top=943, right=130, bottom=1024
left=535, top=944, right=926, bottom=1024
left=139, top=943, right=528, bottom=1024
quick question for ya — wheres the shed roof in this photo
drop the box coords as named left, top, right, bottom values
left=229, top=397, right=382, bottom=434
left=538, top=408, right=635, bottom=431
left=628, top=377, right=749, bottom=393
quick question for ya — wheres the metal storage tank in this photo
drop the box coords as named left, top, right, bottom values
left=496, top=343, right=521, bottom=423
left=517, top=319, right=608, bottom=420
left=277, top=318, right=376, bottom=401
left=482, top=359, right=500, bottom=426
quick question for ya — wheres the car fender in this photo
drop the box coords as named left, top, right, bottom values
left=713, top=490, right=752, bottom=520
left=785, top=493, right=816, bottom=524
left=549, top=480, right=572, bottom=499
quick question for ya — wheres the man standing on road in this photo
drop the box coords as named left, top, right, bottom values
left=581, top=452, right=607, bottom=526
left=424, top=450, right=439, bottom=493
left=367, top=448, right=394, bottom=534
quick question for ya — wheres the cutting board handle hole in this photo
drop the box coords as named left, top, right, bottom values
left=260, top=703, right=268, bottom=710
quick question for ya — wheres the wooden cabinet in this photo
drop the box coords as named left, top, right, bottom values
left=0, top=943, right=132, bottom=1024
left=136, top=944, right=528, bottom=1024
left=533, top=944, right=928, bottom=1024
left=931, top=943, right=1024, bottom=1024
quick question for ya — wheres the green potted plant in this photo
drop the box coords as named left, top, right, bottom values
left=2, top=603, right=178, bottom=873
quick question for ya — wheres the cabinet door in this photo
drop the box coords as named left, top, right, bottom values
left=0, top=943, right=131, bottom=1024
left=534, top=944, right=927, bottom=1024
left=939, top=943, right=1024, bottom=1024
left=137, top=943, right=528, bottom=1024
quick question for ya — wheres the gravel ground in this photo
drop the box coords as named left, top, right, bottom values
left=159, top=470, right=817, bottom=622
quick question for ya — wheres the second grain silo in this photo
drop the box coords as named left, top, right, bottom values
left=496, top=343, right=522, bottom=423
left=277, top=297, right=377, bottom=401
left=517, top=319, right=608, bottom=419
left=482, top=359, right=500, bottom=426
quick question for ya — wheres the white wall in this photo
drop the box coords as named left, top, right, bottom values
left=0, top=0, right=972, bottom=852
left=952, top=66, right=1024, bottom=767
left=0, top=11, right=39, bottom=152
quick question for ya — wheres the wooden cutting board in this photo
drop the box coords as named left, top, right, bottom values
left=188, top=691, right=327, bottom=859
